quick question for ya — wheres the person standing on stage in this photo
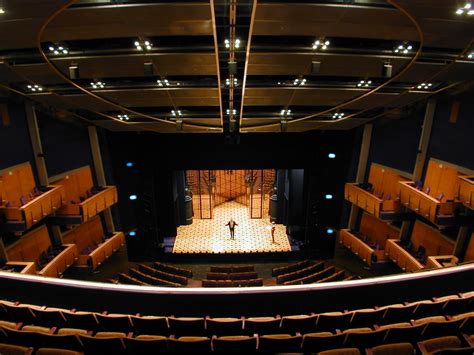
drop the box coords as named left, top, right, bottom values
left=271, top=222, right=276, bottom=243
left=226, top=218, right=238, bottom=240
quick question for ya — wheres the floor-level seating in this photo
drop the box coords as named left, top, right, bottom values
left=138, top=263, right=188, bottom=285
left=276, top=261, right=325, bottom=284
left=206, top=271, right=258, bottom=280
left=272, top=259, right=317, bottom=277
left=201, top=278, right=263, bottom=287
left=153, top=262, right=193, bottom=278
left=128, top=269, right=181, bottom=287
left=209, top=265, right=254, bottom=273
left=283, top=266, right=336, bottom=285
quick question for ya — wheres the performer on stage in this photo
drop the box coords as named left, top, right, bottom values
left=271, top=222, right=276, bottom=243
left=226, top=218, right=238, bottom=240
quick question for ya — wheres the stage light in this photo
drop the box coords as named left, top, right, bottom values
left=172, top=110, right=182, bottom=117
left=325, top=194, right=333, bottom=200
left=157, top=79, right=170, bottom=87
left=48, top=44, right=69, bottom=55
left=225, top=39, right=241, bottom=49
left=126, top=162, right=134, bottom=167
left=416, top=83, right=433, bottom=90
left=225, top=78, right=238, bottom=86
left=129, top=231, right=136, bottom=236
left=0, top=8, right=5, bottom=14
left=226, top=109, right=237, bottom=115
left=27, top=84, right=44, bottom=92
left=327, top=228, right=334, bottom=234
left=134, top=39, right=153, bottom=51
left=90, top=80, right=105, bottom=89
left=280, top=109, right=291, bottom=116
left=117, top=114, right=129, bottom=121
left=129, top=194, right=137, bottom=200
left=328, top=153, right=336, bottom=159
left=312, top=38, right=330, bottom=50
left=456, top=2, right=473, bottom=15
left=293, top=78, right=307, bottom=86
left=357, top=79, right=372, bottom=88
left=394, top=43, right=413, bottom=55
left=468, top=52, right=474, bottom=59
left=332, top=112, right=344, bottom=119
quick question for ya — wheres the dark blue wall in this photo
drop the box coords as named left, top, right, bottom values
left=427, top=100, right=474, bottom=170
left=37, top=112, right=93, bottom=177
left=0, top=103, right=35, bottom=171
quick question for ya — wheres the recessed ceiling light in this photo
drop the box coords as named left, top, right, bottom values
left=225, top=39, right=241, bottom=49
left=0, top=8, right=5, bottom=14
left=225, top=78, right=238, bottom=86
left=27, top=84, right=44, bottom=92
left=90, top=81, right=105, bottom=89
left=312, top=38, right=330, bottom=50
left=157, top=79, right=170, bottom=87
left=226, top=109, right=237, bottom=115
left=48, top=44, right=68, bottom=55
left=134, top=39, right=153, bottom=51
left=416, top=83, right=433, bottom=90
left=394, top=43, right=413, bottom=55
left=280, top=109, right=291, bottom=116
left=456, top=2, right=473, bottom=15
left=171, top=110, right=182, bottom=117
left=293, top=78, right=307, bottom=86
left=467, top=52, right=474, bottom=59
left=357, top=79, right=372, bottom=88
left=117, top=114, right=129, bottom=121
left=333, top=112, right=344, bottom=119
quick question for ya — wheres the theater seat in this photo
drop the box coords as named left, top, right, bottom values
left=168, top=316, right=206, bottom=336
left=417, top=336, right=462, bottom=354
left=0, top=320, right=21, bottom=329
left=206, top=317, right=244, bottom=336
left=383, top=323, right=425, bottom=344
left=167, top=336, right=212, bottom=353
left=129, top=315, right=169, bottom=336
left=301, top=332, right=346, bottom=353
left=212, top=335, right=257, bottom=352
left=96, top=313, right=134, bottom=333
left=379, top=303, right=417, bottom=325
left=343, top=328, right=387, bottom=349
left=79, top=332, right=126, bottom=355
left=367, top=342, right=415, bottom=355
left=35, top=348, right=82, bottom=355
left=123, top=334, right=168, bottom=353
left=258, top=334, right=303, bottom=352
left=36, top=332, right=84, bottom=352
left=62, top=310, right=100, bottom=332
left=315, top=312, right=352, bottom=332
left=318, top=348, right=361, bottom=355
left=421, top=318, right=464, bottom=339
left=31, top=307, right=67, bottom=328
left=349, top=308, right=386, bottom=328
left=280, top=314, right=317, bottom=334
left=244, top=316, right=281, bottom=335
left=0, top=343, right=33, bottom=355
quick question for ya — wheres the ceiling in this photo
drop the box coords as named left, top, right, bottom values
left=0, top=0, right=473, bottom=133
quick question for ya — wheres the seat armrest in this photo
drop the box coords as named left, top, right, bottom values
left=335, top=329, right=342, bottom=334
left=49, top=327, right=57, bottom=334
left=127, top=332, right=133, bottom=338
left=417, top=341, right=429, bottom=355
left=373, top=324, right=380, bottom=330
left=15, top=322, right=23, bottom=330
left=296, top=332, right=302, bottom=337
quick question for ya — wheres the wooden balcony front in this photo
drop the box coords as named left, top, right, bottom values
left=339, top=229, right=386, bottom=266
left=56, top=186, right=118, bottom=223
left=344, top=183, right=403, bottom=220
left=38, top=244, right=78, bottom=278
left=398, top=181, right=458, bottom=225
left=458, top=176, right=474, bottom=210
left=385, top=239, right=425, bottom=272
left=3, top=262, right=37, bottom=275
left=0, top=185, right=65, bottom=230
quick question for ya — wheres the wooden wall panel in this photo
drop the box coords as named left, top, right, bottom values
left=411, top=220, right=454, bottom=256
left=359, top=213, right=399, bottom=248
left=62, top=216, right=104, bottom=252
left=368, top=164, right=405, bottom=201
left=0, top=162, right=36, bottom=207
left=6, top=225, right=51, bottom=262
left=424, top=160, right=462, bottom=201
left=464, top=233, right=474, bottom=262
left=54, top=166, right=94, bottom=203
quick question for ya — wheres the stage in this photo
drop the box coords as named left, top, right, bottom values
left=173, top=201, right=291, bottom=254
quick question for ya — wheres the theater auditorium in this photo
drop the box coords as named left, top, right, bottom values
left=0, top=0, right=474, bottom=354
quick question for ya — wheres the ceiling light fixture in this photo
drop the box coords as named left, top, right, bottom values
left=333, top=112, right=345, bottom=119
left=225, top=78, right=238, bottom=86
left=357, top=79, right=372, bottom=88
left=394, top=43, right=413, bottom=54
left=225, top=39, right=241, bottom=49
left=48, top=44, right=68, bottom=55
left=416, top=83, right=433, bottom=90
left=171, top=110, right=182, bottom=117
left=27, top=84, right=43, bottom=92
left=293, top=78, right=307, bottom=86
left=134, top=39, right=153, bottom=51
left=467, top=52, right=474, bottom=59
left=117, top=114, right=129, bottom=121
left=157, top=79, right=170, bottom=87
left=90, top=81, right=105, bottom=89
left=226, top=109, right=237, bottom=115
left=312, top=38, right=330, bottom=50
left=280, top=109, right=291, bottom=116
left=0, top=8, right=5, bottom=14
left=456, top=2, right=473, bottom=15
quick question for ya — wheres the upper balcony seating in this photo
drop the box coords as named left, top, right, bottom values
left=5, top=225, right=77, bottom=278
left=50, top=166, right=117, bottom=224
left=344, top=163, right=408, bottom=220
left=0, top=162, right=64, bottom=231
left=61, top=216, right=125, bottom=271
left=0, top=290, right=473, bottom=353
left=398, top=160, right=466, bottom=225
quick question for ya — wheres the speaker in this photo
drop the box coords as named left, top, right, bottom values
left=382, top=62, right=393, bottom=78
left=144, top=61, right=154, bottom=76
left=228, top=61, right=237, bottom=75
left=68, top=64, right=79, bottom=80
left=311, top=61, right=321, bottom=75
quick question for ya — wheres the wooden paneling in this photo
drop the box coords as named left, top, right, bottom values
left=54, top=167, right=94, bottom=205
left=62, top=216, right=104, bottom=253
left=464, top=233, right=474, bottom=262
left=6, top=225, right=51, bottom=262
left=385, top=239, right=424, bottom=272
left=0, top=162, right=36, bottom=207
left=359, top=213, right=400, bottom=249
left=368, top=164, right=405, bottom=202
left=423, top=160, right=462, bottom=201
left=458, top=176, right=474, bottom=209
left=411, top=221, right=454, bottom=257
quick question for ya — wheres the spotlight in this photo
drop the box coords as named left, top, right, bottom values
left=226, top=109, right=237, bottom=115
left=325, top=194, right=333, bottom=200
left=312, top=38, right=330, bottom=50
left=394, top=43, right=413, bottom=55
left=27, top=84, right=44, bottom=92
left=0, top=8, right=5, bottom=14
left=357, top=79, right=372, bottom=88
left=126, top=162, right=134, bottom=167
left=117, top=114, right=129, bottom=121
left=129, top=194, right=138, bottom=200
left=280, top=109, right=291, bottom=116
left=134, top=39, right=153, bottom=51
left=48, top=44, right=69, bottom=55
left=225, top=78, right=238, bottom=86
left=468, top=52, right=474, bottom=59
left=332, top=112, right=344, bottom=119
left=225, top=39, right=241, bottom=49
left=157, top=79, right=170, bottom=87
left=90, top=81, right=105, bottom=89
left=416, top=83, right=433, bottom=90
left=171, top=110, right=183, bottom=117
left=129, top=231, right=137, bottom=236
left=293, top=78, right=307, bottom=86
left=456, top=2, right=473, bottom=15
left=327, top=228, right=334, bottom=234
left=328, top=153, right=336, bottom=159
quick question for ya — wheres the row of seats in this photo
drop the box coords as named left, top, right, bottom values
left=1, top=292, right=473, bottom=336
left=283, top=265, right=338, bottom=285
left=276, top=261, right=325, bottom=284
left=153, top=262, right=192, bottom=278
left=206, top=271, right=258, bottom=280
left=272, top=259, right=318, bottom=277
left=138, top=264, right=188, bottom=285
left=128, top=269, right=182, bottom=287
left=0, top=320, right=473, bottom=354
left=209, top=265, right=254, bottom=273
left=202, top=279, right=263, bottom=287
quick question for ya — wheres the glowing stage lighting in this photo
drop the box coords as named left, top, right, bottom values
left=129, top=231, right=136, bottom=236
left=328, top=153, right=336, bottom=159
left=325, top=194, right=333, bottom=200
left=327, top=229, right=334, bottom=234
left=129, top=194, right=138, bottom=200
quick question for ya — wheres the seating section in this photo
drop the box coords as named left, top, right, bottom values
left=5, top=225, right=78, bottom=278
left=138, top=264, right=188, bottom=285
left=115, top=262, right=192, bottom=287
left=202, top=279, right=263, bottom=287
left=276, top=261, right=325, bottom=284
left=0, top=162, right=64, bottom=230
left=0, top=290, right=472, bottom=353
left=128, top=269, right=181, bottom=287
left=61, top=216, right=125, bottom=271
left=51, top=166, right=118, bottom=223
left=154, top=262, right=193, bottom=278
left=272, top=259, right=316, bottom=277
left=209, top=265, right=254, bottom=273
left=340, top=213, right=400, bottom=266
left=206, top=271, right=258, bottom=280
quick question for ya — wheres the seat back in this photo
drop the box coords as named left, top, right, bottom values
left=167, top=336, right=211, bottom=353
left=301, top=332, right=346, bottom=352
left=130, top=315, right=169, bottom=336
left=1, top=327, right=44, bottom=349
left=380, top=303, right=417, bottom=325
left=258, top=334, right=303, bottom=352
left=168, top=317, right=206, bottom=336
left=349, top=308, right=385, bottom=329
left=38, top=333, right=84, bottom=352
left=315, top=313, right=352, bottom=332
left=0, top=343, right=33, bottom=355
left=384, top=323, right=425, bottom=344
left=79, top=334, right=125, bottom=355
left=212, top=335, right=257, bottom=352
left=280, top=314, right=317, bottom=334
left=62, top=311, right=100, bottom=332
left=343, top=329, right=387, bottom=349
left=33, top=309, right=67, bottom=328
left=421, top=318, right=464, bottom=340
left=123, top=335, right=168, bottom=353
left=244, top=317, right=281, bottom=335
left=206, top=317, right=243, bottom=336
left=95, top=313, right=133, bottom=333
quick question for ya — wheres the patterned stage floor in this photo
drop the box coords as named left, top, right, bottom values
left=174, top=201, right=291, bottom=254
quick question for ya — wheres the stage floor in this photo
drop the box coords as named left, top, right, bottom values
left=174, top=201, right=291, bottom=254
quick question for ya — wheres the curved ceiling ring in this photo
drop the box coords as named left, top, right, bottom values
left=36, top=0, right=222, bottom=131
left=240, top=0, right=425, bottom=132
